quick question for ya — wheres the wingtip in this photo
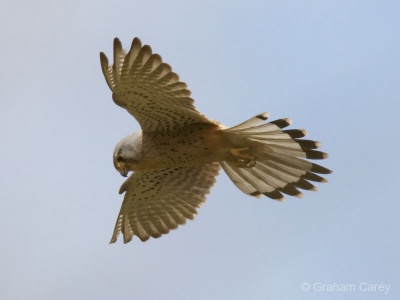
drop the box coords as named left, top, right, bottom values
left=132, top=37, right=142, bottom=44
left=123, top=236, right=133, bottom=244
left=113, top=37, right=122, bottom=48
left=99, top=52, right=108, bottom=65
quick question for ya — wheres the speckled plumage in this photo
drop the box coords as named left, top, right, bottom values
left=100, top=37, right=331, bottom=243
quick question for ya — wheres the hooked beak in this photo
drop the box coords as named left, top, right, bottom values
left=119, top=166, right=129, bottom=177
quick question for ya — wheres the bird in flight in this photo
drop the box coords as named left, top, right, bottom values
left=100, top=37, right=331, bottom=244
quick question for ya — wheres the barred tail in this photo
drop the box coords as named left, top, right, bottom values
left=221, top=112, right=331, bottom=201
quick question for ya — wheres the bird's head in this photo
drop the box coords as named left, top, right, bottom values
left=113, top=132, right=143, bottom=177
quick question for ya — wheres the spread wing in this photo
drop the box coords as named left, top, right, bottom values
left=100, top=37, right=216, bottom=132
left=110, top=162, right=220, bottom=243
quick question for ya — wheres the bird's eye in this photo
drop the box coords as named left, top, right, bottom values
left=116, top=155, right=124, bottom=163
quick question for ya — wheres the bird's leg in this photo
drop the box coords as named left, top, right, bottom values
left=230, top=147, right=257, bottom=168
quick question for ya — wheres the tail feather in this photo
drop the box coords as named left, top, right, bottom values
left=221, top=113, right=331, bottom=201
left=226, top=113, right=269, bottom=131
left=225, top=117, right=291, bottom=134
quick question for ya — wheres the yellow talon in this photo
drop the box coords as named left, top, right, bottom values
left=231, top=147, right=253, bottom=160
left=230, top=147, right=257, bottom=168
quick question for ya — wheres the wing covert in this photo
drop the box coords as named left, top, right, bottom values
left=110, top=162, right=220, bottom=243
left=100, top=37, right=215, bottom=132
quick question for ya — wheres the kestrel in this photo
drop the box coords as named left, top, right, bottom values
left=100, top=37, right=331, bottom=243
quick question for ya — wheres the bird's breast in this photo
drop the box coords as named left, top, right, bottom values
left=138, top=123, right=225, bottom=171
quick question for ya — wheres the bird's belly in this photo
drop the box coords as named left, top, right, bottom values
left=139, top=124, right=225, bottom=170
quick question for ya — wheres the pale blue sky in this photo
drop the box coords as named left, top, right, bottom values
left=1, top=1, right=399, bottom=299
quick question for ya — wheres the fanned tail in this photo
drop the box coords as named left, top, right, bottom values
left=221, top=113, right=331, bottom=201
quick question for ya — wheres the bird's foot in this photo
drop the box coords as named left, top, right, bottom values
left=230, top=147, right=257, bottom=168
